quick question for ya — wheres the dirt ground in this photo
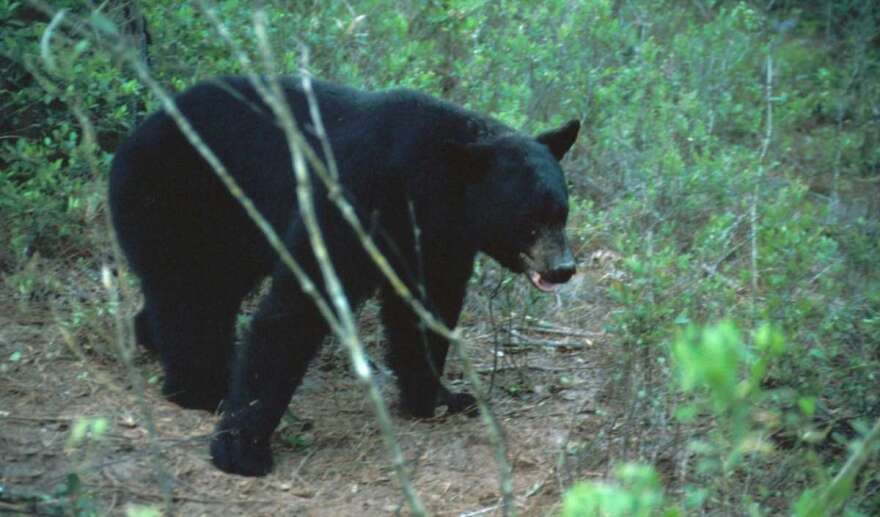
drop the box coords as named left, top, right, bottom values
left=0, top=257, right=617, bottom=516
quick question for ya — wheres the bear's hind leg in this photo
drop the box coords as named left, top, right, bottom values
left=211, top=278, right=329, bottom=476
left=145, top=284, right=245, bottom=412
left=211, top=246, right=378, bottom=476
left=134, top=306, right=156, bottom=353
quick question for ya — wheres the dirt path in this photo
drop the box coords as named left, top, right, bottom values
left=0, top=266, right=611, bottom=515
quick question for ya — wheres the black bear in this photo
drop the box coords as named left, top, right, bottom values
left=109, top=76, right=579, bottom=476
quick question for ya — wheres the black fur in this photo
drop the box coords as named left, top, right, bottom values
left=109, top=76, right=579, bottom=476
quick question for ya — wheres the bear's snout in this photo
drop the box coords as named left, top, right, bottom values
left=543, top=260, right=576, bottom=284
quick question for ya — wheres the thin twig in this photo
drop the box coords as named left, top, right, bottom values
left=38, top=10, right=174, bottom=509
left=814, top=415, right=880, bottom=516
left=513, top=326, right=602, bottom=339
left=751, top=54, right=773, bottom=321
left=251, top=10, right=426, bottom=515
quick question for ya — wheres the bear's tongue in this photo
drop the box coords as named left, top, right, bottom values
left=527, top=271, right=559, bottom=292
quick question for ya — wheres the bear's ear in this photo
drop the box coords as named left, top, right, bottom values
left=536, top=119, right=580, bottom=161
left=442, top=140, right=493, bottom=180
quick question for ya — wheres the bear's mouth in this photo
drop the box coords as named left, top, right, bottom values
left=526, top=270, right=562, bottom=292
left=519, top=252, right=564, bottom=292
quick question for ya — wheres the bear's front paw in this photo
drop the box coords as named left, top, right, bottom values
left=443, top=391, right=479, bottom=417
left=210, top=422, right=273, bottom=477
left=399, top=396, right=437, bottom=419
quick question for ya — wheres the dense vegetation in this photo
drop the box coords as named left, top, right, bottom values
left=2, top=0, right=878, bottom=515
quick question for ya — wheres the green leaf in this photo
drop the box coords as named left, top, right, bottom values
left=126, top=506, right=162, bottom=517
left=90, top=12, right=118, bottom=35
left=675, top=405, right=697, bottom=422
left=674, top=311, right=691, bottom=325
left=798, top=396, right=816, bottom=417
left=91, top=417, right=108, bottom=438
left=70, top=418, right=89, bottom=443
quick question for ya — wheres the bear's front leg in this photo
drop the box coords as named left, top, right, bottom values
left=380, top=279, right=477, bottom=418
left=211, top=284, right=327, bottom=476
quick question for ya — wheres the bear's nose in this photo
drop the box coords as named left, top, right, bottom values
left=544, top=262, right=576, bottom=284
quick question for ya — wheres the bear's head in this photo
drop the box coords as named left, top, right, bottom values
left=448, top=119, right=580, bottom=291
